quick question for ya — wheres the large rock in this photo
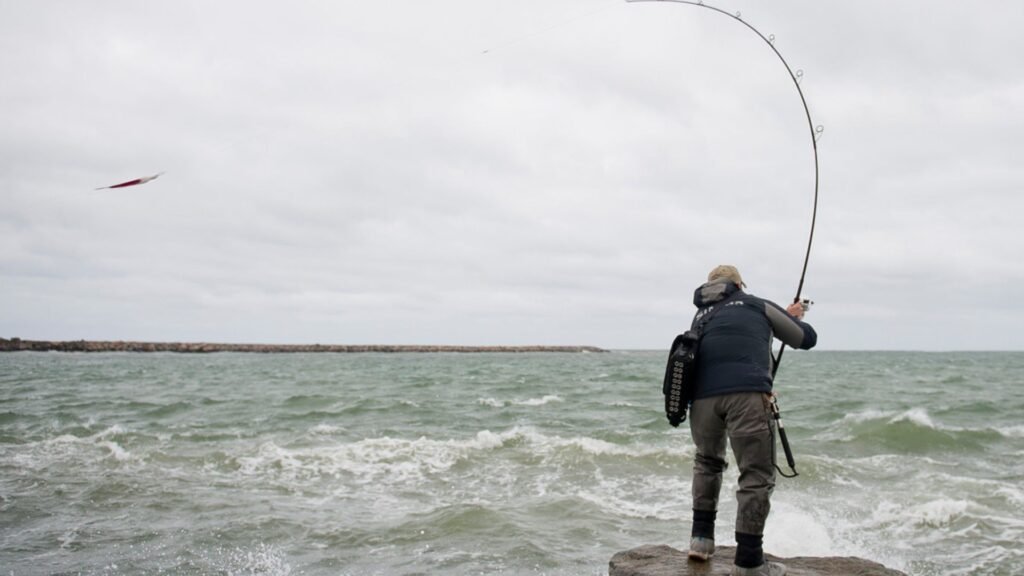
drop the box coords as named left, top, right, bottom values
left=609, top=544, right=906, bottom=576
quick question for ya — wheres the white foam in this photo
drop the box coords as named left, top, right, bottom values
left=43, top=425, right=126, bottom=448
left=998, top=424, right=1024, bottom=438
left=565, top=436, right=631, bottom=456
left=45, top=433, right=83, bottom=446
left=308, top=423, right=344, bottom=435
left=93, top=424, right=126, bottom=439
left=871, top=498, right=970, bottom=531
left=764, top=504, right=834, bottom=557
left=477, top=395, right=564, bottom=407
left=512, top=395, right=563, bottom=406
left=840, top=408, right=891, bottom=424
left=889, top=408, right=936, bottom=428
left=471, top=429, right=506, bottom=450
left=522, top=428, right=691, bottom=459
left=223, top=543, right=292, bottom=576
left=995, top=485, right=1024, bottom=507
left=236, top=429, right=516, bottom=485
left=752, top=497, right=913, bottom=572
left=229, top=426, right=691, bottom=492
left=577, top=472, right=691, bottom=520
left=840, top=407, right=939, bottom=428
left=843, top=453, right=954, bottom=469
left=13, top=425, right=137, bottom=470
left=100, top=441, right=131, bottom=461
left=817, top=409, right=891, bottom=441
left=577, top=487, right=678, bottom=520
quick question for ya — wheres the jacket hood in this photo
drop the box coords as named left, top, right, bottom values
left=693, top=278, right=742, bottom=307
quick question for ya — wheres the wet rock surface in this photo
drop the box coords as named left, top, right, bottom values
left=609, top=545, right=907, bottom=576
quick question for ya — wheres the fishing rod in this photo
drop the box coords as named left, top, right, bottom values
left=627, top=0, right=822, bottom=477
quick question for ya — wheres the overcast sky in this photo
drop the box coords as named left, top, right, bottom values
left=2, top=0, right=1021, bottom=350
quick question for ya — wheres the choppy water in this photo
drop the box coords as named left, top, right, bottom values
left=1, top=351, right=1022, bottom=575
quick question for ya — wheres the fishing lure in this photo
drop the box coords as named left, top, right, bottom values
left=95, top=172, right=164, bottom=190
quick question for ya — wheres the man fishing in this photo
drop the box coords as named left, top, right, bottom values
left=686, top=265, right=817, bottom=576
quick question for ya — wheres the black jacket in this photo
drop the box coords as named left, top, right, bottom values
left=691, top=278, right=817, bottom=399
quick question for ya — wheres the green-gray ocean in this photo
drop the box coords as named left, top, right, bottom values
left=1, top=351, right=1022, bottom=575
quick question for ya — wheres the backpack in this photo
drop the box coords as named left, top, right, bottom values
left=661, top=295, right=735, bottom=427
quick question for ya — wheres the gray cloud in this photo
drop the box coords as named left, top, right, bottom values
left=2, top=0, right=1022, bottom=350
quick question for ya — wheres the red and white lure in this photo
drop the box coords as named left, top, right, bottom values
left=94, top=172, right=164, bottom=190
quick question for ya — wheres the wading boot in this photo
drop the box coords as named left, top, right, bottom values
left=687, top=537, right=715, bottom=561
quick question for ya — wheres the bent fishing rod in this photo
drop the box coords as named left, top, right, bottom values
left=627, top=0, right=821, bottom=477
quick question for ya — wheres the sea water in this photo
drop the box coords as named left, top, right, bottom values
left=1, top=351, right=1022, bottom=575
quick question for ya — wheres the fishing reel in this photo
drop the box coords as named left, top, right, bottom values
left=799, top=298, right=814, bottom=312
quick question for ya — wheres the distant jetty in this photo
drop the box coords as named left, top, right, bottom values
left=0, top=338, right=607, bottom=354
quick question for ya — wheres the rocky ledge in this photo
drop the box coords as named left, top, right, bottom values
left=609, top=545, right=906, bottom=576
left=0, top=338, right=607, bottom=354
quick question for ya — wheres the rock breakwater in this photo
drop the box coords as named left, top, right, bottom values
left=0, top=338, right=607, bottom=354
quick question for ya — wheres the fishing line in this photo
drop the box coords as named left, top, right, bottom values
left=627, top=0, right=822, bottom=478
